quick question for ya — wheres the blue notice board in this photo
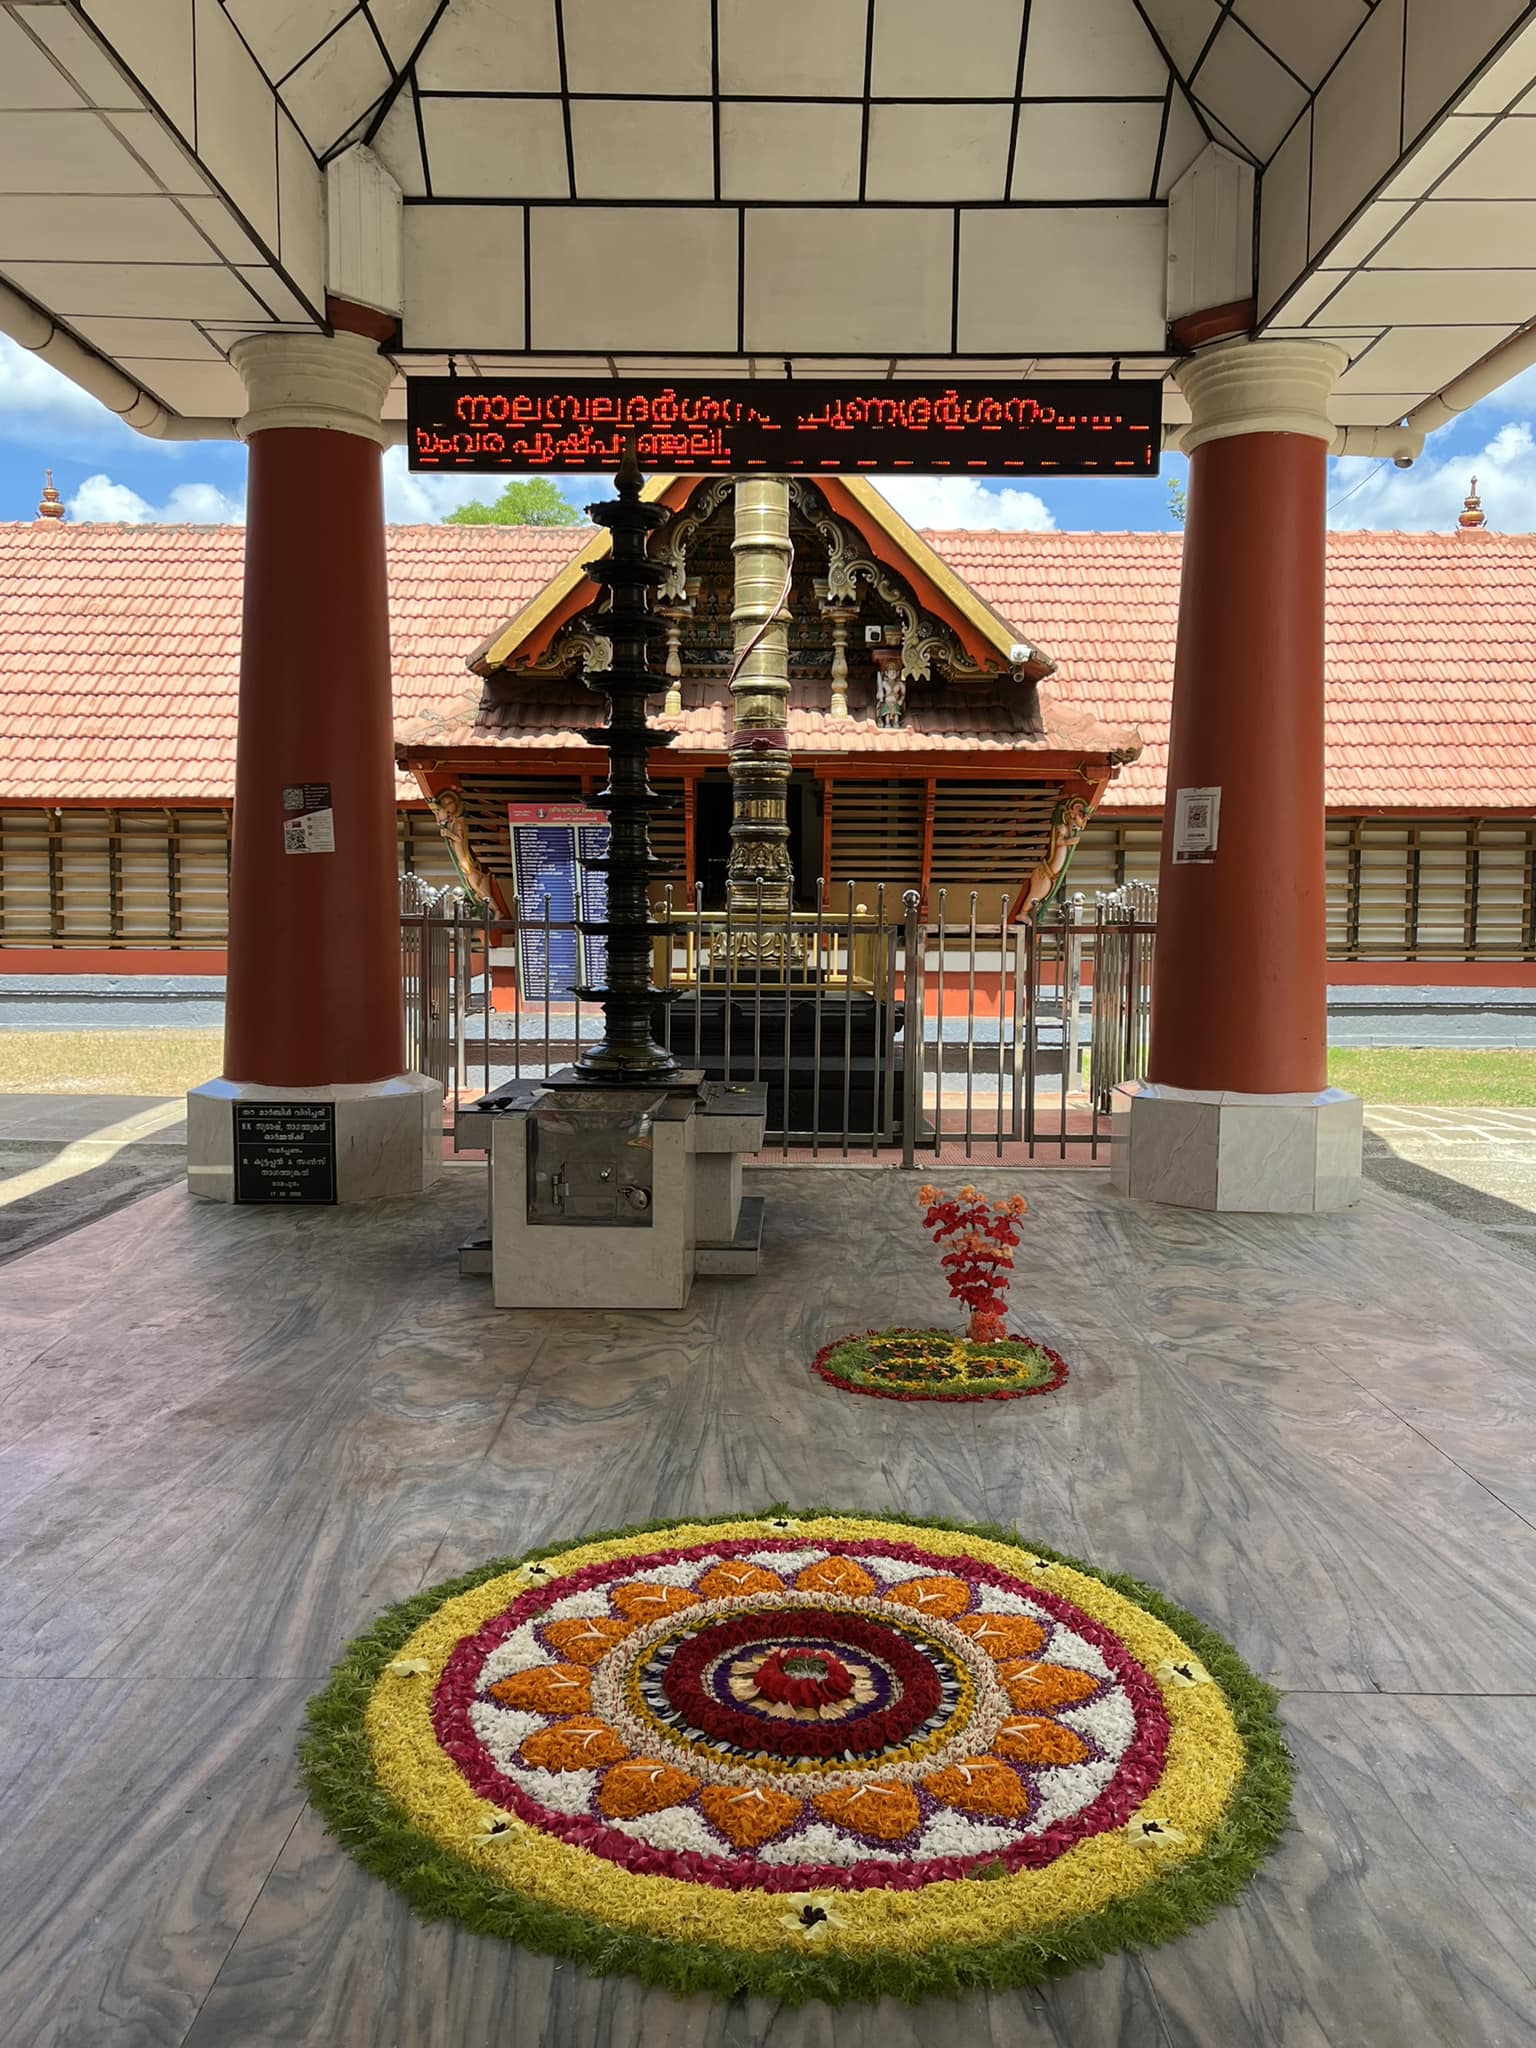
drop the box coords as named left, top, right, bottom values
left=508, top=804, right=609, bottom=997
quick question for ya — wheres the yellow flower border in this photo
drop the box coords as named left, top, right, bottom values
left=363, top=1515, right=1246, bottom=1956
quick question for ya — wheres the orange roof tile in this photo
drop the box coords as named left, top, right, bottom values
left=2, top=520, right=1533, bottom=811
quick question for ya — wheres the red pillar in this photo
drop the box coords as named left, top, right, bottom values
left=222, top=335, right=403, bottom=1087
left=1149, top=340, right=1344, bottom=1097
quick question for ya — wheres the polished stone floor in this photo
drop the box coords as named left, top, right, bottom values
left=3, top=1162, right=1535, bottom=2048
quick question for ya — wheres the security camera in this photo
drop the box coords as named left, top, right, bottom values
left=1393, top=455, right=1415, bottom=469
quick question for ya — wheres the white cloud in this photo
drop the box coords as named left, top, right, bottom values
left=1329, top=419, right=1536, bottom=532
left=871, top=474, right=1057, bottom=532
left=0, top=333, right=142, bottom=454
left=68, top=472, right=245, bottom=523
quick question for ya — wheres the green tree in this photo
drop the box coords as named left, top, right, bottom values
left=445, top=477, right=582, bottom=526
left=1166, top=476, right=1187, bottom=525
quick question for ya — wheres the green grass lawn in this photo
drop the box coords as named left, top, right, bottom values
left=0, top=1030, right=223, bottom=1096
left=1328, top=1046, right=1536, bottom=1108
left=0, top=1031, right=1531, bottom=1109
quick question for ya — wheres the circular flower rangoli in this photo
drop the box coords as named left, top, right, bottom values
left=304, top=1512, right=1289, bottom=2004
left=813, top=1328, right=1070, bottom=1402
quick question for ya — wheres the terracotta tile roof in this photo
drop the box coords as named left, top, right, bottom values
left=934, top=527, right=1536, bottom=809
left=0, top=522, right=587, bottom=802
left=3, top=519, right=1533, bottom=811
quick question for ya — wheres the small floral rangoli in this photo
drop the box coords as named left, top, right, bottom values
left=303, top=1511, right=1289, bottom=2004
left=813, top=1328, right=1069, bottom=1402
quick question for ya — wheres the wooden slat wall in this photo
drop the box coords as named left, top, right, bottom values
left=1076, top=815, right=1536, bottom=960
left=827, top=780, right=924, bottom=895
left=928, top=780, right=1059, bottom=898
left=0, top=807, right=232, bottom=947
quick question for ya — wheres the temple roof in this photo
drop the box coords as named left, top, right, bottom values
left=1, top=518, right=1534, bottom=811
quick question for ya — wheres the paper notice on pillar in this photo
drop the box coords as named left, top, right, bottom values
left=283, top=782, right=335, bottom=854
left=1172, top=786, right=1220, bottom=863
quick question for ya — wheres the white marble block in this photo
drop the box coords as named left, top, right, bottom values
left=1111, top=1080, right=1362, bottom=1213
left=186, top=1073, right=443, bottom=1203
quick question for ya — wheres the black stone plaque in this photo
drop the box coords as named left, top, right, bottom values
left=233, top=1101, right=337, bottom=1204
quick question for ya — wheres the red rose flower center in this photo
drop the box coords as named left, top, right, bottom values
left=752, top=1645, right=855, bottom=1709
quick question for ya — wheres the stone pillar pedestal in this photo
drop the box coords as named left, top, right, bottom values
left=186, top=326, right=441, bottom=1203
left=1111, top=1082, right=1362, bottom=1212
left=1123, top=335, right=1361, bottom=1212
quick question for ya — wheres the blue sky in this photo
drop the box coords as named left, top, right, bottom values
left=2, top=334, right=1532, bottom=533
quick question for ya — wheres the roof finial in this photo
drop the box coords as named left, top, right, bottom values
left=36, top=469, right=64, bottom=522
left=1458, top=474, right=1486, bottom=530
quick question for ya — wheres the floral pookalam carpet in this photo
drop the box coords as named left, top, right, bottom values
left=812, top=1329, right=1070, bottom=1402
left=303, top=1511, right=1289, bottom=2004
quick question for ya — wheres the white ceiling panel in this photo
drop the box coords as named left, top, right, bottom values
left=1010, top=102, right=1164, bottom=201
left=718, top=103, right=862, bottom=202
left=103, top=109, right=209, bottom=194
left=119, top=354, right=247, bottom=413
left=870, top=0, right=1025, bottom=99
left=1140, top=0, right=1222, bottom=78
left=79, top=0, right=196, bottom=135
left=1460, top=17, right=1536, bottom=111
left=569, top=99, right=714, bottom=200
left=717, top=0, right=869, bottom=96
left=1232, top=0, right=1368, bottom=92
left=1334, top=323, right=1516, bottom=389
left=1193, top=19, right=1308, bottom=162
left=1380, top=197, right=1536, bottom=267
left=1320, top=267, right=1536, bottom=325
left=1329, top=392, right=1421, bottom=422
left=280, top=13, right=391, bottom=153
left=0, top=110, right=157, bottom=194
left=193, top=0, right=280, bottom=248
left=1156, top=87, right=1207, bottom=198
left=562, top=0, right=713, bottom=95
left=70, top=314, right=223, bottom=358
left=402, top=203, right=526, bottom=347
left=179, top=196, right=266, bottom=262
left=370, top=89, right=427, bottom=196
left=1404, top=0, right=1526, bottom=137
left=1317, top=198, right=1413, bottom=271
left=1308, top=0, right=1405, bottom=255
left=743, top=208, right=953, bottom=352
left=366, top=0, right=440, bottom=66
left=1433, top=119, right=1536, bottom=198
left=224, top=0, right=353, bottom=85
left=533, top=206, right=737, bottom=349
left=1381, top=115, right=1493, bottom=198
left=1257, top=112, right=1311, bottom=317
left=420, top=97, right=569, bottom=199
left=20, top=8, right=140, bottom=109
left=238, top=267, right=315, bottom=322
left=276, top=113, right=324, bottom=308
left=0, top=192, right=213, bottom=262
left=1023, top=0, right=1168, bottom=97
left=3, top=258, right=271, bottom=319
left=865, top=103, right=1013, bottom=203
left=0, top=14, right=85, bottom=109
left=416, top=0, right=561, bottom=92
left=958, top=206, right=1167, bottom=349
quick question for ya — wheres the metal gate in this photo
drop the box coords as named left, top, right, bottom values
left=400, top=877, right=1156, bottom=1165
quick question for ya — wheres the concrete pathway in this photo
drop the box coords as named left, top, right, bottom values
left=0, top=1095, right=186, bottom=1265
left=1363, top=1104, right=1536, bottom=1266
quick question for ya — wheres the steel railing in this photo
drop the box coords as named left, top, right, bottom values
left=399, top=875, right=1157, bottom=1165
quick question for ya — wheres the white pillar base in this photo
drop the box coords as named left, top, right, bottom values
left=1110, top=1081, right=1362, bottom=1213
left=186, top=1074, right=444, bottom=1203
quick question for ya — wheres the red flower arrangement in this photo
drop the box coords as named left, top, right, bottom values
left=917, top=1184, right=1030, bottom=1342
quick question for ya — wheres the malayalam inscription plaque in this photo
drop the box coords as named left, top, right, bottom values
left=233, top=1102, right=338, bottom=1204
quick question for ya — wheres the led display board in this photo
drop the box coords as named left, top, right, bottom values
left=406, top=376, right=1160, bottom=477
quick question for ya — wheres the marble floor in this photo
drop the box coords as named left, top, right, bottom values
left=3, top=1162, right=1536, bottom=2048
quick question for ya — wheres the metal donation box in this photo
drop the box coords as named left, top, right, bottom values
left=526, top=1091, right=661, bottom=1226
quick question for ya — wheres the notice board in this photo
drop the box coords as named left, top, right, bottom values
left=232, top=1101, right=337, bottom=1204
left=508, top=804, right=609, bottom=998
left=408, top=376, right=1161, bottom=476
